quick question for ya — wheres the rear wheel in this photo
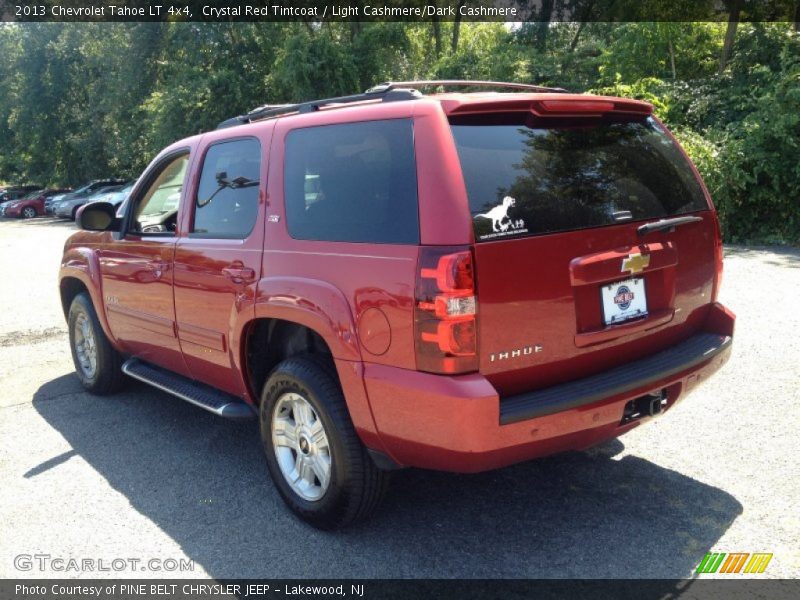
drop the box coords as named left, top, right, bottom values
left=68, top=293, right=125, bottom=394
left=22, top=206, right=36, bottom=218
left=260, top=356, right=389, bottom=529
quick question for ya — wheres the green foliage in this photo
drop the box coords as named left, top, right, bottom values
left=712, top=40, right=800, bottom=244
left=589, top=76, right=672, bottom=117
left=0, top=20, right=798, bottom=244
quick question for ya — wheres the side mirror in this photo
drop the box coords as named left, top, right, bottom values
left=77, top=202, right=121, bottom=232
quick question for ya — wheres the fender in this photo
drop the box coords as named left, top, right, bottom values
left=59, top=244, right=119, bottom=350
left=253, top=276, right=361, bottom=362
left=250, top=276, right=390, bottom=454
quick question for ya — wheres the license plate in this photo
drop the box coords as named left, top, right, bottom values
left=601, top=277, right=648, bottom=325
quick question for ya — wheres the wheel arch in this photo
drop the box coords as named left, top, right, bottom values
left=59, top=249, right=117, bottom=347
left=241, top=277, right=387, bottom=454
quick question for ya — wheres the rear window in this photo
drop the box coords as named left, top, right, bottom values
left=284, top=119, right=419, bottom=244
left=450, top=115, right=709, bottom=242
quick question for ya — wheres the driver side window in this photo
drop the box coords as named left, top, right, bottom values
left=130, top=152, right=190, bottom=234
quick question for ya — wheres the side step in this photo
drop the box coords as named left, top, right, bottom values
left=122, top=358, right=257, bottom=420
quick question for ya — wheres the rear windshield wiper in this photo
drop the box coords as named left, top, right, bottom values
left=637, top=215, right=703, bottom=237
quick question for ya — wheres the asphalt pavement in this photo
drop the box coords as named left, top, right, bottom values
left=0, top=217, right=798, bottom=579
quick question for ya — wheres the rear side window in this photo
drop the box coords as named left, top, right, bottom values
left=193, top=138, right=261, bottom=238
left=450, top=115, right=709, bottom=242
left=284, top=119, right=419, bottom=244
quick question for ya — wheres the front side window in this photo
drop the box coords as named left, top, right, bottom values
left=192, top=138, right=261, bottom=238
left=284, top=119, right=419, bottom=244
left=130, top=153, right=189, bottom=234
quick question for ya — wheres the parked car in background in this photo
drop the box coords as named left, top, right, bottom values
left=45, top=179, right=126, bottom=215
left=55, top=185, right=123, bottom=220
left=75, top=182, right=135, bottom=222
left=3, top=188, right=72, bottom=218
left=0, top=185, right=42, bottom=204
left=96, top=181, right=134, bottom=209
left=52, top=180, right=127, bottom=220
left=0, top=186, right=43, bottom=216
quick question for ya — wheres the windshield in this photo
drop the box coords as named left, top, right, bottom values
left=450, top=115, right=709, bottom=242
left=71, top=183, right=95, bottom=196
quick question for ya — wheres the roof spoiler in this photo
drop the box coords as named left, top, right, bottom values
left=216, top=80, right=569, bottom=129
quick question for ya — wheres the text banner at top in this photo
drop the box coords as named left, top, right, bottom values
left=2, top=0, right=800, bottom=23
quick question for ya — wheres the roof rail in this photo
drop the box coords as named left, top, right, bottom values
left=366, top=80, right=568, bottom=94
left=216, top=87, right=422, bottom=129
left=216, top=80, right=566, bottom=129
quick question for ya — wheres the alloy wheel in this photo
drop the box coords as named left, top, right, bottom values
left=73, top=311, right=98, bottom=379
left=271, top=392, right=332, bottom=501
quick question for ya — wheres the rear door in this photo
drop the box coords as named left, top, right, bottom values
left=450, top=111, right=718, bottom=397
left=173, top=133, right=269, bottom=397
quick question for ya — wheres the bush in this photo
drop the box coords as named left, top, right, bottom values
left=712, top=41, right=800, bottom=244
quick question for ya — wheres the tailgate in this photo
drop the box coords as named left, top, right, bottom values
left=474, top=218, right=716, bottom=397
left=449, top=110, right=718, bottom=397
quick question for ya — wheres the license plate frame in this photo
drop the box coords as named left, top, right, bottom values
left=601, top=277, right=648, bottom=326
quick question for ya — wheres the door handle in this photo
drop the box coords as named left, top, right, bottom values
left=222, top=266, right=256, bottom=283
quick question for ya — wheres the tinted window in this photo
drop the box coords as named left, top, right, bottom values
left=131, top=153, right=189, bottom=234
left=193, top=138, right=261, bottom=238
left=450, top=116, right=709, bottom=242
left=284, top=119, right=419, bottom=244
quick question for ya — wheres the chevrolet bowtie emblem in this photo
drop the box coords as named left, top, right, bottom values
left=621, top=253, right=650, bottom=274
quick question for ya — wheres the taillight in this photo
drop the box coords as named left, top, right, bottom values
left=712, top=213, right=724, bottom=301
left=414, top=246, right=478, bottom=374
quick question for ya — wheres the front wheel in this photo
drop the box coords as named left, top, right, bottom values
left=260, top=357, right=389, bottom=529
left=68, top=292, right=125, bottom=394
left=22, top=206, right=37, bottom=218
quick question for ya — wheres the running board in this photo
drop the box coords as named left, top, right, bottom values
left=121, top=358, right=256, bottom=420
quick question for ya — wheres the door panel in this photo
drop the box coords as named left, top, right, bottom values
left=100, top=151, right=192, bottom=376
left=100, top=237, right=187, bottom=375
left=174, top=134, right=269, bottom=397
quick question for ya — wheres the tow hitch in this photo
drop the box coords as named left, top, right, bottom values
left=621, top=390, right=667, bottom=424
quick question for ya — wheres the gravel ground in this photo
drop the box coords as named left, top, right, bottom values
left=0, top=217, right=798, bottom=580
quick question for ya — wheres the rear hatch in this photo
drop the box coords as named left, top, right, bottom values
left=449, top=98, right=719, bottom=397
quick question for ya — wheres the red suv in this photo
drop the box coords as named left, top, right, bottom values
left=59, top=81, right=734, bottom=529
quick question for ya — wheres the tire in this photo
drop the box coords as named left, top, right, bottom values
left=71, top=207, right=79, bottom=221
left=22, top=207, right=36, bottom=218
left=260, top=356, right=389, bottom=529
left=68, top=292, right=125, bottom=395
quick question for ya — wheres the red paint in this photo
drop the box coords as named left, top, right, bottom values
left=4, top=188, right=71, bottom=217
left=59, top=90, right=734, bottom=472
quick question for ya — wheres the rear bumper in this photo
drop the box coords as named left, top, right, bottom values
left=363, top=302, right=734, bottom=473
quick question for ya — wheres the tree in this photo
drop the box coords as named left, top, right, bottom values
left=719, top=0, right=743, bottom=74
